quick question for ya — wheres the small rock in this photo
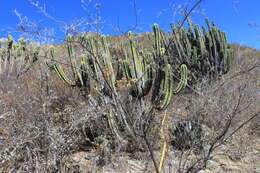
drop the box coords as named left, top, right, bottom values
left=72, top=156, right=81, bottom=163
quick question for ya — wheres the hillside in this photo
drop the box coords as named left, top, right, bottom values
left=0, top=26, right=259, bottom=173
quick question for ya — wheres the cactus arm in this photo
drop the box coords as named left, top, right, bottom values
left=152, top=64, right=173, bottom=110
left=66, top=34, right=84, bottom=86
left=120, top=32, right=153, bottom=98
left=48, top=46, right=74, bottom=86
left=153, top=24, right=161, bottom=58
left=100, top=36, right=117, bottom=94
left=53, top=63, right=74, bottom=86
left=158, top=64, right=173, bottom=110
left=172, top=64, right=188, bottom=94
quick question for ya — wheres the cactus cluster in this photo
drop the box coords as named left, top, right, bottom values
left=151, top=24, right=188, bottom=110
left=46, top=34, right=119, bottom=97
left=46, top=19, right=232, bottom=111
left=0, top=35, right=40, bottom=76
left=168, top=18, right=234, bottom=81
left=119, top=31, right=153, bottom=98
left=46, top=35, right=92, bottom=95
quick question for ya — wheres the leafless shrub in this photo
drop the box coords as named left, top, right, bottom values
left=162, top=51, right=259, bottom=172
left=0, top=1, right=259, bottom=173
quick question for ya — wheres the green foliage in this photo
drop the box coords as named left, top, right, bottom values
left=173, top=64, right=188, bottom=94
left=46, top=35, right=92, bottom=95
left=45, top=19, right=233, bottom=111
left=169, top=18, right=234, bottom=82
left=152, top=63, right=174, bottom=110
left=0, top=35, right=40, bottom=77
left=151, top=24, right=188, bottom=110
left=121, top=31, right=153, bottom=98
left=46, top=34, right=119, bottom=97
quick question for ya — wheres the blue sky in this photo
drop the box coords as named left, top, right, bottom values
left=0, top=0, right=259, bottom=49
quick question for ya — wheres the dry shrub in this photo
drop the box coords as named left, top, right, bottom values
left=0, top=41, right=259, bottom=173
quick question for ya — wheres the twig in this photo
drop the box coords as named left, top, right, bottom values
left=213, top=63, right=260, bottom=93
left=144, top=134, right=160, bottom=173
left=165, top=0, right=204, bottom=52
left=223, top=111, right=260, bottom=142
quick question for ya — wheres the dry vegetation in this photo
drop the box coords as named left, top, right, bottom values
left=0, top=31, right=259, bottom=173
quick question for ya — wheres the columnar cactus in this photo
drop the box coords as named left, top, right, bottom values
left=100, top=36, right=117, bottom=95
left=45, top=19, right=230, bottom=110
left=151, top=24, right=188, bottom=110
left=152, top=64, right=173, bottom=110
left=46, top=46, right=74, bottom=86
left=0, top=35, right=40, bottom=77
left=204, top=19, right=233, bottom=73
left=121, top=32, right=153, bottom=98
left=6, top=35, right=13, bottom=50
left=0, top=39, right=2, bottom=49
left=86, top=35, right=117, bottom=96
left=46, top=36, right=91, bottom=93
left=46, top=34, right=119, bottom=96
left=169, top=18, right=234, bottom=82
left=172, top=64, right=188, bottom=94
left=152, top=63, right=188, bottom=110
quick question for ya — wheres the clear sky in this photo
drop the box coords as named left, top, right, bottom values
left=0, top=0, right=259, bottom=49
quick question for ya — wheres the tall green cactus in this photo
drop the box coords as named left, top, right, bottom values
left=152, top=63, right=188, bottom=110
left=0, top=35, right=40, bottom=77
left=86, top=35, right=117, bottom=96
left=121, top=32, right=153, bottom=98
left=169, top=18, right=234, bottom=82
left=6, top=35, right=13, bottom=50
left=0, top=39, right=2, bottom=49
left=46, top=46, right=74, bottom=86
left=151, top=24, right=188, bottom=110
left=46, top=34, right=119, bottom=96
left=100, top=36, right=117, bottom=95
left=152, top=64, right=173, bottom=110
left=153, top=24, right=168, bottom=64
left=173, top=64, right=188, bottom=94
left=46, top=36, right=91, bottom=94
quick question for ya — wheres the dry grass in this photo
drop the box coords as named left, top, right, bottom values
left=0, top=37, right=259, bottom=173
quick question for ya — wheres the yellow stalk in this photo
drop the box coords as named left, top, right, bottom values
left=159, top=110, right=168, bottom=172
left=159, top=140, right=167, bottom=172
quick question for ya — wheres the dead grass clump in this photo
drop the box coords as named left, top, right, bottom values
left=0, top=38, right=259, bottom=173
